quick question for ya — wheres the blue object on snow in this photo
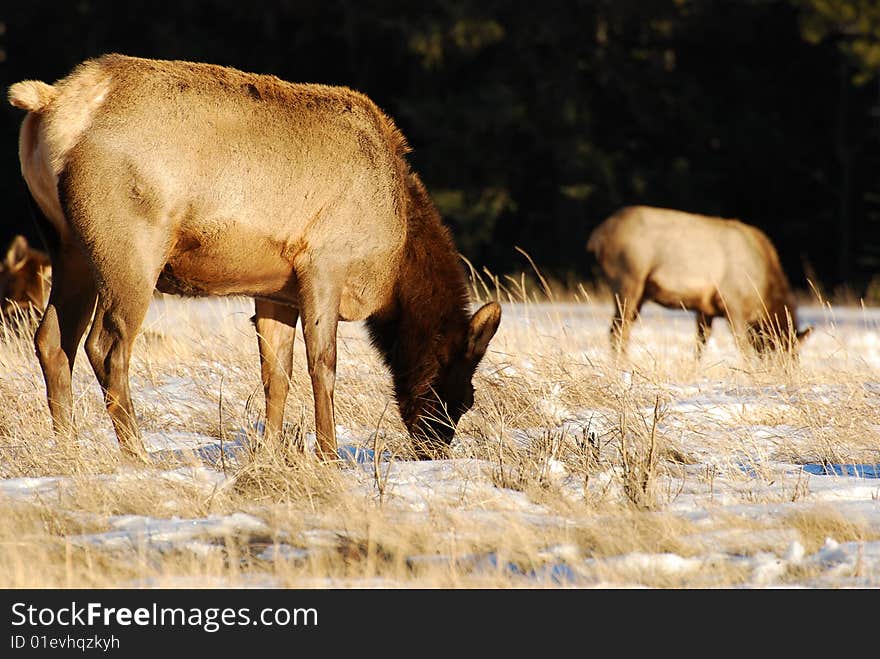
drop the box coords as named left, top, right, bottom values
left=336, top=445, right=393, bottom=464
left=531, top=562, right=579, bottom=585
left=337, top=445, right=375, bottom=464
left=480, top=552, right=579, bottom=585
left=195, top=438, right=249, bottom=463
left=802, top=463, right=879, bottom=478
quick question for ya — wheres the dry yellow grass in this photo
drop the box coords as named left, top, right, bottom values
left=0, top=273, right=878, bottom=588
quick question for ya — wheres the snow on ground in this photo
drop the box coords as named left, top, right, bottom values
left=1, top=297, right=878, bottom=588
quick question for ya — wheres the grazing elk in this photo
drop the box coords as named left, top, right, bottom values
left=0, top=234, right=51, bottom=324
left=586, top=205, right=810, bottom=356
left=9, top=54, right=501, bottom=462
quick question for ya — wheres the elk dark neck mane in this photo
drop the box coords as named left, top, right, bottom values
left=366, top=173, right=471, bottom=427
left=755, top=236, right=798, bottom=333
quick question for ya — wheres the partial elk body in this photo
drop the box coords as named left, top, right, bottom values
left=0, top=234, right=50, bottom=324
left=9, top=54, right=501, bottom=461
left=586, top=205, right=810, bottom=356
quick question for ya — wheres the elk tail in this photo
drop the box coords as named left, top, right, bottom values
left=8, top=81, right=58, bottom=113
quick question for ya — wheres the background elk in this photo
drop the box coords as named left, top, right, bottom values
left=0, top=234, right=51, bottom=325
left=9, top=53, right=501, bottom=462
left=587, top=205, right=811, bottom=356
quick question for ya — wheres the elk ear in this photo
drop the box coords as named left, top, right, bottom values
left=4, top=236, right=29, bottom=272
left=465, top=301, right=501, bottom=363
left=797, top=327, right=812, bottom=343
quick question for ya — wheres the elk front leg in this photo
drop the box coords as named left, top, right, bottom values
left=299, top=279, right=341, bottom=462
left=253, top=299, right=299, bottom=452
left=724, top=311, right=752, bottom=355
left=695, top=312, right=713, bottom=358
left=610, top=282, right=644, bottom=356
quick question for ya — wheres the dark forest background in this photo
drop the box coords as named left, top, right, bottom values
left=2, top=1, right=880, bottom=298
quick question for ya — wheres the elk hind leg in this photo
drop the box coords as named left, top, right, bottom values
left=34, top=247, right=97, bottom=441
left=80, top=231, right=160, bottom=462
left=84, top=291, right=153, bottom=462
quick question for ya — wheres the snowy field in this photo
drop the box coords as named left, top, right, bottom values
left=0, top=294, right=878, bottom=588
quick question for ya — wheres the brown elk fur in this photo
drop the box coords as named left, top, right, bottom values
left=0, top=234, right=51, bottom=322
left=587, top=205, right=810, bottom=356
left=9, top=54, right=501, bottom=462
